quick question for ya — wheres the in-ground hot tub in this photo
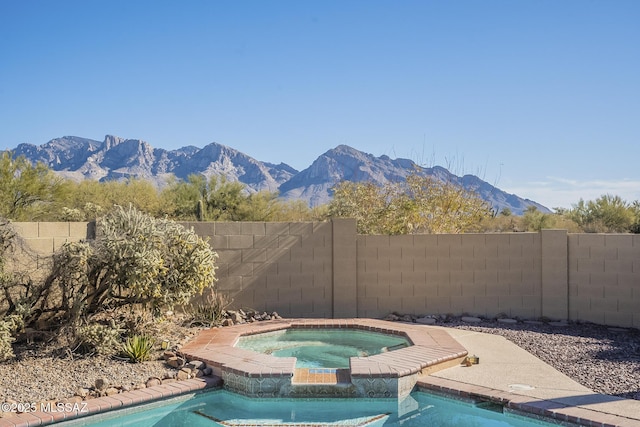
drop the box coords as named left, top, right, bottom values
left=236, top=327, right=411, bottom=368
left=179, top=319, right=468, bottom=398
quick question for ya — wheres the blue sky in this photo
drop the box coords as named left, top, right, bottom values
left=1, top=0, right=638, bottom=209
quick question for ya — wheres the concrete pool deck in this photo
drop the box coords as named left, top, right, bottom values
left=1, top=319, right=639, bottom=426
left=418, top=326, right=640, bottom=427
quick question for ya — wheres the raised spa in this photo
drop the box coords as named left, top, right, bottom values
left=235, top=328, right=411, bottom=368
left=178, top=319, right=468, bottom=398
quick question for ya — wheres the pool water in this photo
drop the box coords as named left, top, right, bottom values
left=64, top=390, right=558, bottom=427
left=235, top=328, right=411, bottom=368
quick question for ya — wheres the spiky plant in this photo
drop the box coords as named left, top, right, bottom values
left=122, top=335, right=155, bottom=363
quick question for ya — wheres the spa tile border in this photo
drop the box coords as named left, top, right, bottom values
left=0, top=376, right=221, bottom=427
left=179, top=318, right=468, bottom=384
left=418, top=376, right=640, bottom=427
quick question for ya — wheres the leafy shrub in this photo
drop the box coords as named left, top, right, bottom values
left=122, top=335, right=155, bottom=363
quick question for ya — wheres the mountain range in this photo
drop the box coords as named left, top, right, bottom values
left=9, top=135, right=549, bottom=215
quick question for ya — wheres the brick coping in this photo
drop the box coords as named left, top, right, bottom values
left=418, top=376, right=640, bottom=427
left=0, top=376, right=221, bottom=427
left=5, top=377, right=637, bottom=427
left=179, top=318, right=468, bottom=383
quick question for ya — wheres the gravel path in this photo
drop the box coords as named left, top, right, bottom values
left=1, top=319, right=639, bottom=405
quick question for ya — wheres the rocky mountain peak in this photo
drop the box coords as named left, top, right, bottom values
left=5, top=135, right=549, bottom=214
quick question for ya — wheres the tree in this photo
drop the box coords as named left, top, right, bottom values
left=567, top=195, right=634, bottom=233
left=402, top=174, right=492, bottom=233
left=160, top=174, right=286, bottom=221
left=60, top=178, right=164, bottom=220
left=0, top=152, right=70, bottom=220
left=328, top=173, right=493, bottom=234
left=328, top=181, right=402, bottom=234
left=630, top=201, right=640, bottom=234
left=521, top=206, right=555, bottom=231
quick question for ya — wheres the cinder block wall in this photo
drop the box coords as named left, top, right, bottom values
left=357, top=233, right=544, bottom=319
left=568, top=234, right=640, bottom=328
left=11, top=222, right=91, bottom=254
left=11, top=221, right=640, bottom=328
left=182, top=221, right=334, bottom=318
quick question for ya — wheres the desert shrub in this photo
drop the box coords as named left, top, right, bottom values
left=122, top=335, right=155, bottom=363
left=75, top=322, right=123, bottom=356
left=0, top=314, right=24, bottom=362
left=24, top=205, right=218, bottom=327
left=185, top=289, right=231, bottom=327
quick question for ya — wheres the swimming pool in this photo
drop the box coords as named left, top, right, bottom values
left=235, top=328, right=411, bottom=368
left=59, top=389, right=559, bottom=427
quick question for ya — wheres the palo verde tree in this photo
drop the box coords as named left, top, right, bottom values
left=328, top=173, right=493, bottom=234
left=0, top=152, right=70, bottom=221
left=16, top=205, right=218, bottom=328
left=567, top=194, right=635, bottom=233
left=60, top=178, right=165, bottom=221
left=160, top=174, right=285, bottom=221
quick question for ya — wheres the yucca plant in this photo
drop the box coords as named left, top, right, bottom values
left=122, top=334, right=155, bottom=363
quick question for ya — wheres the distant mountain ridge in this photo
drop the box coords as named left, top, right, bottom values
left=9, top=135, right=549, bottom=215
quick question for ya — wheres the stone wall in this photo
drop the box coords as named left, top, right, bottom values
left=11, top=221, right=640, bottom=328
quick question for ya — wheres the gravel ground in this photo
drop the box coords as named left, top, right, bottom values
left=443, top=318, right=640, bottom=400
left=1, top=318, right=639, bottom=405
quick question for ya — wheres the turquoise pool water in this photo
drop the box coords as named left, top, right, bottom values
left=235, top=328, right=411, bottom=368
left=62, top=390, right=558, bottom=427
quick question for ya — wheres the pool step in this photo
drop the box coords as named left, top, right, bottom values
left=292, top=368, right=351, bottom=385
left=194, top=409, right=390, bottom=426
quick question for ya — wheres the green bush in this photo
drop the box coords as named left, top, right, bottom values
left=122, top=335, right=155, bottom=363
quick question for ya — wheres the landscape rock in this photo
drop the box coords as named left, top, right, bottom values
left=186, top=360, right=204, bottom=370
left=416, top=316, right=437, bottom=325
left=74, top=387, right=90, bottom=398
left=105, top=387, right=119, bottom=396
left=166, top=356, right=185, bottom=368
left=145, top=377, right=161, bottom=388
left=227, top=311, right=244, bottom=324
left=176, top=369, right=191, bottom=380
left=94, top=378, right=109, bottom=391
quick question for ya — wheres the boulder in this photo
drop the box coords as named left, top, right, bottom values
left=75, top=387, right=90, bottom=398
left=186, top=360, right=204, bottom=370
left=176, top=368, right=191, bottom=380
left=105, top=387, right=119, bottom=396
left=146, top=377, right=161, bottom=387
left=166, top=356, right=185, bottom=368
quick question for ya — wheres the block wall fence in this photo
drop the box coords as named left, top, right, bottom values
left=12, top=220, right=640, bottom=328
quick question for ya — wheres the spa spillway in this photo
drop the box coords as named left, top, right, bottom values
left=179, top=319, right=468, bottom=398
